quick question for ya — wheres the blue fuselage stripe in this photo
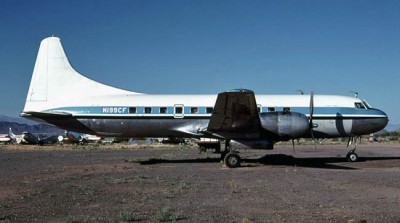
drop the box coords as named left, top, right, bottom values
left=45, top=106, right=386, bottom=119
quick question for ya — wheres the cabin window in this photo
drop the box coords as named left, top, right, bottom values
left=145, top=107, right=152, bottom=114
left=129, top=107, right=136, bottom=114
left=206, top=107, right=214, bottom=114
left=160, top=107, right=167, bottom=114
left=175, top=107, right=183, bottom=114
left=191, top=107, right=199, bottom=114
left=355, top=102, right=366, bottom=109
left=283, top=107, right=290, bottom=113
left=268, top=107, right=275, bottom=112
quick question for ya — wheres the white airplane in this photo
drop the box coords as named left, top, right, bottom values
left=82, top=134, right=101, bottom=142
left=59, top=131, right=84, bottom=145
left=7, top=128, right=59, bottom=145
left=8, top=128, right=23, bottom=144
left=0, top=133, right=11, bottom=144
left=20, top=131, right=59, bottom=145
left=21, top=37, right=388, bottom=167
left=59, top=131, right=100, bottom=145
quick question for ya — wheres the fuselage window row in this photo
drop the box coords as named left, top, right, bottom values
left=125, top=106, right=299, bottom=115
left=125, top=105, right=373, bottom=116
left=127, top=106, right=215, bottom=114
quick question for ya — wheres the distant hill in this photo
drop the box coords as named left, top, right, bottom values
left=0, top=121, right=65, bottom=135
left=0, top=115, right=64, bottom=134
left=0, top=115, right=38, bottom=125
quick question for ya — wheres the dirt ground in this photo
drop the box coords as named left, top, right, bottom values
left=1, top=143, right=400, bottom=223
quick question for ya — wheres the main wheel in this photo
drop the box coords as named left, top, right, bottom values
left=346, top=152, right=358, bottom=162
left=224, top=153, right=241, bottom=168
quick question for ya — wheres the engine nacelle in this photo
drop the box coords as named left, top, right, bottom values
left=260, top=112, right=309, bottom=139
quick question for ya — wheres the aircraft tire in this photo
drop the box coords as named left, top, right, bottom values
left=224, top=153, right=241, bottom=168
left=346, top=152, right=358, bottom=162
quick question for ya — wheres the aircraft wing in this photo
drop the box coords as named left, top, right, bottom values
left=206, top=90, right=262, bottom=139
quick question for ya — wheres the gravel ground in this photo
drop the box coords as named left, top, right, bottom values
left=0, top=143, right=400, bottom=222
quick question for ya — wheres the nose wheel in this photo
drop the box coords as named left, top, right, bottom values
left=346, top=136, right=360, bottom=162
left=346, top=151, right=358, bottom=162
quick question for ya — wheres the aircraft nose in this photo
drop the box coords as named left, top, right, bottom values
left=352, top=109, right=389, bottom=135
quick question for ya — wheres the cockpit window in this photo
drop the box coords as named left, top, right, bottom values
left=362, top=100, right=371, bottom=109
left=355, top=102, right=366, bottom=109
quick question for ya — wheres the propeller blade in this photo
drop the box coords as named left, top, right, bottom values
left=309, top=91, right=314, bottom=121
left=309, top=91, right=317, bottom=149
left=309, top=91, right=315, bottom=133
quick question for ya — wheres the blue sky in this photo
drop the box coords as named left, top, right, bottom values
left=1, top=0, right=399, bottom=125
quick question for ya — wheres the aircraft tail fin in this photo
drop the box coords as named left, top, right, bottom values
left=23, top=36, right=139, bottom=113
left=8, top=128, right=16, bottom=141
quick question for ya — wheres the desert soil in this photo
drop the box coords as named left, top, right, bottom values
left=1, top=143, right=400, bottom=222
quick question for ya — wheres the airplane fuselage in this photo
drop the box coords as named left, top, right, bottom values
left=21, top=37, right=388, bottom=153
left=26, top=93, right=388, bottom=140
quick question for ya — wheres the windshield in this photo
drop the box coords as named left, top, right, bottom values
left=355, top=100, right=371, bottom=109
left=362, top=100, right=371, bottom=109
left=355, top=102, right=366, bottom=109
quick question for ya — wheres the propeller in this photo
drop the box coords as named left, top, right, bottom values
left=309, top=92, right=314, bottom=131
left=309, top=92, right=316, bottom=148
left=292, top=91, right=314, bottom=154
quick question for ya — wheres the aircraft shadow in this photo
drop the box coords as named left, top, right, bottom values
left=247, top=154, right=354, bottom=169
left=138, top=157, right=220, bottom=165
left=137, top=155, right=400, bottom=170
left=250, top=155, right=400, bottom=169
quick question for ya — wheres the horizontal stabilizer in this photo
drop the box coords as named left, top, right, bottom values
left=21, top=111, right=73, bottom=118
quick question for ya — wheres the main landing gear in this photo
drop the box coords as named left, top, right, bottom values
left=223, top=152, right=241, bottom=168
left=219, top=140, right=242, bottom=168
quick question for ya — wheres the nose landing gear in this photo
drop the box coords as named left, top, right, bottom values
left=346, top=136, right=360, bottom=162
left=346, top=149, right=359, bottom=162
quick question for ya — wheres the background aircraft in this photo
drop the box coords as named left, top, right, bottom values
left=82, top=134, right=101, bottom=142
left=8, top=128, right=23, bottom=144
left=0, top=134, right=11, bottom=144
left=59, top=131, right=100, bottom=145
left=20, top=131, right=60, bottom=145
left=21, top=37, right=388, bottom=167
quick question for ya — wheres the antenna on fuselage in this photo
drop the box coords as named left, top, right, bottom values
left=349, top=91, right=359, bottom=98
left=296, top=90, right=304, bottom=95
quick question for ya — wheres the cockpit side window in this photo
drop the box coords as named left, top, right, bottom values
left=355, top=102, right=366, bottom=109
